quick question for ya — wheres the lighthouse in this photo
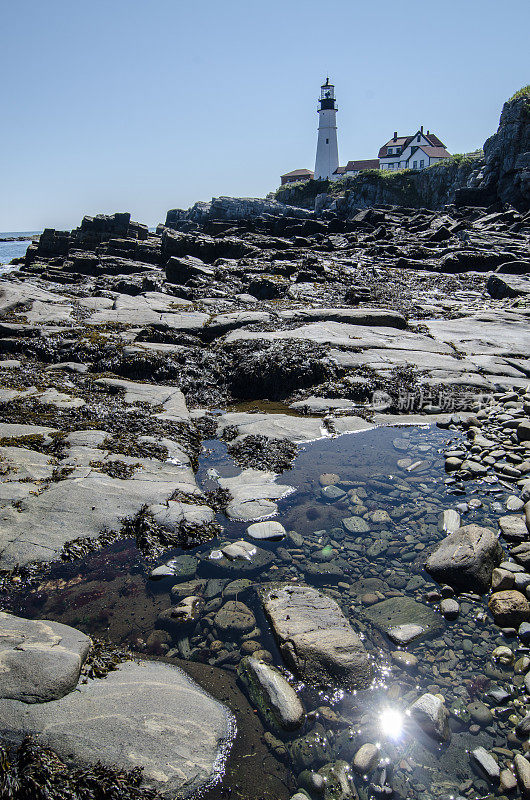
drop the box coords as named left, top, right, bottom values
left=314, top=78, right=339, bottom=180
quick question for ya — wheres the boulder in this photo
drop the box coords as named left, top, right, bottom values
left=499, top=514, right=529, bottom=541
left=262, top=584, right=371, bottom=688
left=157, top=596, right=204, bottom=633
left=487, top=273, right=530, bottom=299
left=237, top=656, right=304, bottom=732
left=165, top=255, right=214, bottom=284
left=425, top=524, right=502, bottom=592
left=514, top=754, right=530, bottom=799
left=510, top=541, right=530, bottom=568
left=0, top=659, right=233, bottom=798
left=518, top=420, right=530, bottom=442
left=488, top=590, right=530, bottom=627
left=0, top=612, right=90, bottom=703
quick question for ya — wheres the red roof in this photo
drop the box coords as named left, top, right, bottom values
left=280, top=168, right=314, bottom=178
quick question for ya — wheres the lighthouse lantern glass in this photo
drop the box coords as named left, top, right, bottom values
left=320, top=84, right=335, bottom=101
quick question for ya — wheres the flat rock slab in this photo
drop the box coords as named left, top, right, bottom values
left=217, top=412, right=327, bottom=444
left=423, top=317, right=530, bottom=358
left=289, top=396, right=365, bottom=415
left=279, top=307, right=407, bottom=329
left=331, top=347, right=476, bottom=374
left=224, top=321, right=454, bottom=354
left=363, top=597, right=444, bottom=642
left=0, top=612, right=90, bottom=703
left=0, top=464, right=199, bottom=569
left=87, top=306, right=206, bottom=329
left=0, top=659, right=234, bottom=798
left=262, top=584, right=371, bottom=688
left=95, top=378, right=189, bottom=422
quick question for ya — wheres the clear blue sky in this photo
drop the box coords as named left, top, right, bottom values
left=1, top=0, right=528, bottom=231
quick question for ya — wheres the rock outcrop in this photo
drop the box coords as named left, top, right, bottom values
left=277, top=91, right=530, bottom=213
left=458, top=91, right=530, bottom=210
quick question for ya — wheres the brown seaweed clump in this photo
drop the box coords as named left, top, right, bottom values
left=0, top=736, right=160, bottom=800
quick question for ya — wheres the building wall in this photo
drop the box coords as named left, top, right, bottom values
left=381, top=134, right=434, bottom=170
left=315, top=108, right=339, bottom=179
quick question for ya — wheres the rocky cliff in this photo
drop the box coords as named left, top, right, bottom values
left=276, top=89, right=530, bottom=214
left=456, top=89, right=530, bottom=209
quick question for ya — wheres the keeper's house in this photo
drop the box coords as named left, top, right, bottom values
left=378, top=127, right=451, bottom=171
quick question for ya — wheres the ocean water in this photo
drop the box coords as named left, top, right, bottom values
left=0, top=231, right=40, bottom=268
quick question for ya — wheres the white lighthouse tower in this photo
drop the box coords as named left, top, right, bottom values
left=314, top=78, right=339, bottom=180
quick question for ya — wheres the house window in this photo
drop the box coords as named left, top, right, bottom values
left=388, top=147, right=393, bottom=154
left=326, top=138, right=329, bottom=144
left=420, top=159, right=425, bottom=168
left=413, top=161, right=418, bottom=169
left=417, top=135, right=421, bottom=142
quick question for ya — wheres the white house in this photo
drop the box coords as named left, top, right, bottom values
left=378, top=127, right=451, bottom=170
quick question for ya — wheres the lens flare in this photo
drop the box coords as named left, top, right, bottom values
left=379, top=707, right=404, bottom=739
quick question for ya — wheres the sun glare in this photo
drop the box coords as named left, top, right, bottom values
left=379, top=707, right=404, bottom=739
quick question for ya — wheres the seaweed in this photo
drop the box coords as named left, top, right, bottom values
left=227, top=434, right=297, bottom=472
left=80, top=639, right=133, bottom=681
left=0, top=737, right=159, bottom=800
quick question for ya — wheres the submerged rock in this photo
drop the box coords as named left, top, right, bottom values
left=262, top=584, right=372, bottom=688
left=237, top=656, right=304, bottom=731
left=409, top=692, right=451, bottom=742
left=363, top=596, right=444, bottom=643
left=246, top=521, right=286, bottom=540
left=214, top=601, right=256, bottom=633
left=318, top=760, right=355, bottom=799
left=471, top=747, right=500, bottom=782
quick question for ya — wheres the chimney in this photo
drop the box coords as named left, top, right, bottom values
left=393, top=131, right=397, bottom=141
left=420, top=125, right=424, bottom=133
